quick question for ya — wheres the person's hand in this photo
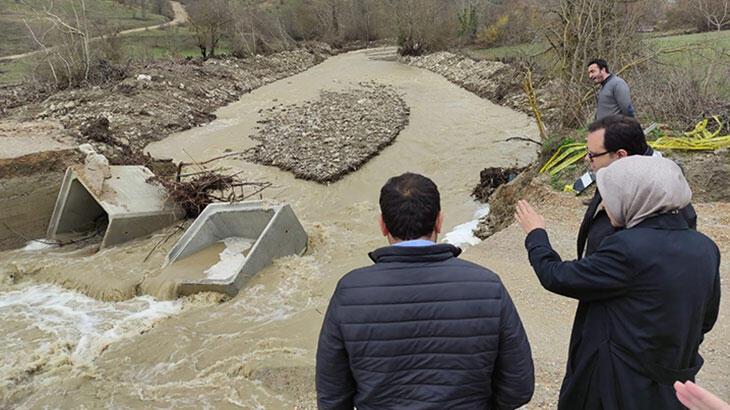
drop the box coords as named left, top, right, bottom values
left=514, top=200, right=546, bottom=234
left=674, top=381, right=730, bottom=410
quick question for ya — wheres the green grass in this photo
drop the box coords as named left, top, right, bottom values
left=117, top=25, right=201, bottom=59
left=0, top=0, right=168, bottom=57
left=647, top=30, right=730, bottom=50
left=466, top=29, right=730, bottom=65
left=0, top=23, right=238, bottom=85
left=646, top=30, right=730, bottom=66
left=116, top=25, right=235, bottom=60
left=463, top=42, right=548, bottom=61
left=0, top=59, right=27, bottom=84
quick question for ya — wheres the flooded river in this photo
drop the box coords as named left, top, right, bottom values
left=0, top=48, right=537, bottom=408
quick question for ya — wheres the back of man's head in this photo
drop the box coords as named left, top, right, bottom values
left=380, top=173, right=440, bottom=241
left=587, top=58, right=609, bottom=72
left=588, top=115, right=649, bottom=156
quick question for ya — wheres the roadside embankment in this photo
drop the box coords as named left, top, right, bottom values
left=401, top=51, right=561, bottom=126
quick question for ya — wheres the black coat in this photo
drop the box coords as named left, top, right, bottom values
left=526, top=214, right=721, bottom=410
left=576, top=189, right=698, bottom=259
left=316, top=244, right=534, bottom=410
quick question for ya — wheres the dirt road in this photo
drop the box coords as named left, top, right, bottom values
left=0, top=1, right=188, bottom=62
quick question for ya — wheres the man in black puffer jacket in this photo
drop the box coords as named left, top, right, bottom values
left=316, top=172, right=534, bottom=410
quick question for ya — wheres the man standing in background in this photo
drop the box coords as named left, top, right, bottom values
left=587, top=59, right=635, bottom=120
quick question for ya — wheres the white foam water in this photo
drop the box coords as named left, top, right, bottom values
left=21, top=239, right=59, bottom=251
left=0, top=283, right=182, bottom=366
left=442, top=204, right=490, bottom=248
left=204, top=237, right=255, bottom=281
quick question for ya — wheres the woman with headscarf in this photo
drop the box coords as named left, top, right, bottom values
left=515, top=156, right=721, bottom=410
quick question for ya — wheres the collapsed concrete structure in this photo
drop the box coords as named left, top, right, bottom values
left=161, top=201, right=308, bottom=297
left=47, top=163, right=182, bottom=249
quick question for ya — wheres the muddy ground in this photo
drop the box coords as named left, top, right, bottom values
left=1, top=47, right=331, bottom=157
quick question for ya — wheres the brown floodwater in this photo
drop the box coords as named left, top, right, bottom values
left=0, top=48, right=537, bottom=408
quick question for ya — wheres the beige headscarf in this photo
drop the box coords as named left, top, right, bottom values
left=596, top=155, right=692, bottom=228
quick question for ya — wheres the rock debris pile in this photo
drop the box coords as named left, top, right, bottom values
left=402, top=52, right=560, bottom=126
left=247, top=82, right=410, bottom=183
left=2, top=49, right=329, bottom=157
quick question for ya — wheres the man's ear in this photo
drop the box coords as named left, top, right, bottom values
left=615, top=149, right=629, bottom=158
left=434, top=211, right=444, bottom=235
left=378, top=214, right=389, bottom=237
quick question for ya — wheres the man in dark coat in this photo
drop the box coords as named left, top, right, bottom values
left=316, top=172, right=534, bottom=410
left=577, top=115, right=697, bottom=260
left=515, top=156, right=721, bottom=410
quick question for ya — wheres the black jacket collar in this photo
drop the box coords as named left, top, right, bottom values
left=369, top=243, right=461, bottom=263
left=600, top=73, right=613, bottom=86
left=633, top=213, right=689, bottom=230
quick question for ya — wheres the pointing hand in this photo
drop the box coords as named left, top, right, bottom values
left=514, top=200, right=546, bottom=234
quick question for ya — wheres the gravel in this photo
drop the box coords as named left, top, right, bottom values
left=247, top=82, right=410, bottom=183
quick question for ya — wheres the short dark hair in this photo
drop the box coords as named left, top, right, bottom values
left=379, top=173, right=440, bottom=241
left=587, top=59, right=609, bottom=72
left=588, top=115, right=649, bottom=156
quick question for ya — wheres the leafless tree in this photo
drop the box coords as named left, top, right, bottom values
left=386, top=0, right=455, bottom=55
left=22, top=0, right=92, bottom=88
left=694, top=0, right=730, bottom=30
left=541, top=0, right=643, bottom=127
left=228, top=2, right=294, bottom=56
left=187, top=0, right=232, bottom=59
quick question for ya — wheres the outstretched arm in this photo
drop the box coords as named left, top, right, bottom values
left=516, top=200, right=632, bottom=301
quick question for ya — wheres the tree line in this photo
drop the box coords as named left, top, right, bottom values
left=185, top=0, right=729, bottom=59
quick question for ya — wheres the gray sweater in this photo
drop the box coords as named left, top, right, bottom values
left=595, top=74, right=635, bottom=120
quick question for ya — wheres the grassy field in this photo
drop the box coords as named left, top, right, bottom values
left=465, top=29, right=730, bottom=65
left=115, top=25, right=234, bottom=60
left=0, top=59, right=26, bottom=85
left=0, top=0, right=169, bottom=57
left=0, top=22, right=239, bottom=85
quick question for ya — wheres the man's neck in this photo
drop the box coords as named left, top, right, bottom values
left=389, top=235, right=436, bottom=246
left=600, top=73, right=613, bottom=86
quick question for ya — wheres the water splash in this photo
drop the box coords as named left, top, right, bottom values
left=442, top=204, right=490, bottom=247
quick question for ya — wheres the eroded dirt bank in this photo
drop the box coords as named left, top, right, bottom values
left=2, top=48, right=330, bottom=155
left=0, top=47, right=331, bottom=250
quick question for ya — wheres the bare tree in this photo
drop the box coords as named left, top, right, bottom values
left=187, top=0, right=232, bottom=59
left=22, top=0, right=92, bottom=88
left=387, top=0, right=454, bottom=55
left=694, top=0, right=730, bottom=31
left=541, top=0, right=643, bottom=127
left=229, top=1, right=294, bottom=56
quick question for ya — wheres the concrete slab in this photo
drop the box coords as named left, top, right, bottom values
left=164, top=201, right=308, bottom=297
left=47, top=165, right=182, bottom=248
left=0, top=120, right=75, bottom=159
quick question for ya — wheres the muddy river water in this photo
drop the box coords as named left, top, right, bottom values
left=0, top=48, right=537, bottom=408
